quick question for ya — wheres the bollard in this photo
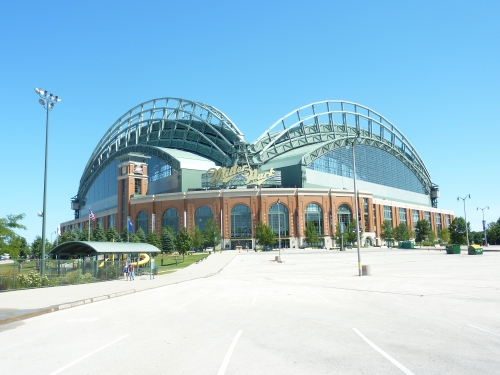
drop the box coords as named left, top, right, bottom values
left=362, top=265, right=372, bottom=276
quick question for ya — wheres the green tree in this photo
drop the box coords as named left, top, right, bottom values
left=393, top=223, right=411, bottom=243
left=428, top=230, right=437, bottom=243
left=191, top=226, right=204, bottom=250
left=106, top=226, right=121, bottom=242
left=19, top=237, right=30, bottom=258
left=72, top=227, right=82, bottom=241
left=450, top=217, right=467, bottom=245
left=176, top=227, right=193, bottom=261
left=440, top=227, right=450, bottom=244
left=0, top=213, right=26, bottom=257
left=161, top=226, right=175, bottom=253
left=255, top=221, right=275, bottom=247
left=345, top=220, right=361, bottom=245
left=415, top=220, right=430, bottom=245
left=121, top=226, right=139, bottom=243
left=202, top=219, right=221, bottom=249
left=93, top=223, right=107, bottom=242
left=380, top=220, right=394, bottom=246
left=147, top=231, right=161, bottom=249
left=30, top=236, right=53, bottom=258
left=136, top=228, right=147, bottom=243
left=80, top=223, right=94, bottom=241
left=487, top=218, right=500, bottom=245
left=304, top=220, right=319, bottom=246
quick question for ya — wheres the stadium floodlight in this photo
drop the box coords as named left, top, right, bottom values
left=347, top=130, right=362, bottom=276
left=477, top=206, right=489, bottom=246
left=34, top=87, right=62, bottom=276
left=457, top=194, right=471, bottom=247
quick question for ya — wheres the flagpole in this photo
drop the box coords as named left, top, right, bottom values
left=88, top=207, right=91, bottom=241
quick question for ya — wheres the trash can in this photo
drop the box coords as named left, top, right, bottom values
left=153, top=267, right=158, bottom=275
left=446, top=245, right=461, bottom=254
left=468, top=245, right=483, bottom=255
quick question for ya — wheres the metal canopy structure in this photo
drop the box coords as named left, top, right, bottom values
left=74, top=98, right=436, bottom=212
left=77, top=98, right=245, bottom=204
left=49, top=241, right=160, bottom=259
left=250, top=100, right=432, bottom=193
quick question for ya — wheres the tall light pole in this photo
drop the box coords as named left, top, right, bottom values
left=348, top=130, right=362, bottom=276
left=277, top=198, right=281, bottom=262
left=457, top=194, right=471, bottom=247
left=477, top=206, right=489, bottom=246
left=35, top=88, right=61, bottom=276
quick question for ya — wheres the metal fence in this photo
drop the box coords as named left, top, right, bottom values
left=0, top=258, right=131, bottom=291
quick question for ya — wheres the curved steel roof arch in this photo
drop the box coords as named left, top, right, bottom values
left=78, top=98, right=244, bottom=204
left=250, top=100, right=432, bottom=188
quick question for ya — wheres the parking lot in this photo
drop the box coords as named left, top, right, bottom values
left=0, top=247, right=499, bottom=375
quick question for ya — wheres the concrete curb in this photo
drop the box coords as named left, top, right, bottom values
left=0, top=254, right=237, bottom=326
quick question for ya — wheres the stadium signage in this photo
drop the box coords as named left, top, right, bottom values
left=207, top=166, right=275, bottom=186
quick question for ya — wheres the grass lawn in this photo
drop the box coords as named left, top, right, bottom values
left=136, top=253, right=209, bottom=275
left=0, top=253, right=210, bottom=277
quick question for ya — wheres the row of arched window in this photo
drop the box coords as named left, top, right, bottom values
left=135, top=203, right=355, bottom=238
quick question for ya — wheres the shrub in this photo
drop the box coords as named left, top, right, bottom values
left=97, top=265, right=118, bottom=281
left=17, top=271, right=49, bottom=288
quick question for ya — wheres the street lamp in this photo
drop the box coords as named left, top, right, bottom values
left=347, top=130, right=362, bottom=276
left=35, top=88, right=61, bottom=276
left=457, top=194, right=471, bottom=247
left=477, top=206, right=489, bottom=246
left=277, top=198, right=281, bottom=262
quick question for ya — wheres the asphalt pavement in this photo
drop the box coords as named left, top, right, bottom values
left=0, top=251, right=239, bottom=325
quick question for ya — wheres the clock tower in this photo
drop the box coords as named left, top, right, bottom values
left=117, top=153, right=150, bottom=233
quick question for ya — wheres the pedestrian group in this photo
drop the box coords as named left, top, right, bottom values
left=123, top=262, right=135, bottom=281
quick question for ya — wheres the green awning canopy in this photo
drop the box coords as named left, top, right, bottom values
left=48, top=241, right=160, bottom=259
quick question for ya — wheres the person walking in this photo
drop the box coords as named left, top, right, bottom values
left=128, top=262, right=135, bottom=281
left=123, top=264, right=129, bottom=281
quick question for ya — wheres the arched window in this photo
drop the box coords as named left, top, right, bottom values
left=268, top=203, right=289, bottom=237
left=162, top=208, right=179, bottom=233
left=136, top=210, right=149, bottom=234
left=194, top=206, right=213, bottom=231
left=231, top=204, right=252, bottom=238
left=337, top=204, right=352, bottom=225
left=305, top=203, right=323, bottom=235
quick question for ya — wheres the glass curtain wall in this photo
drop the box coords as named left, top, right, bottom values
left=305, top=204, right=323, bottom=235
left=363, top=199, right=369, bottom=232
left=231, top=205, right=252, bottom=238
left=412, top=210, right=419, bottom=230
left=268, top=203, right=289, bottom=237
left=194, top=206, right=213, bottom=231
left=162, top=208, right=179, bottom=233
left=337, top=204, right=352, bottom=225
left=435, top=213, right=442, bottom=236
left=136, top=210, right=149, bottom=234
left=399, top=208, right=407, bottom=226
left=384, top=206, right=393, bottom=226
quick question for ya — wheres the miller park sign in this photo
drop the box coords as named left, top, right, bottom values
left=202, top=165, right=281, bottom=188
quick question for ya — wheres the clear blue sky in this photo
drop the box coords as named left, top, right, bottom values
left=1, top=0, right=498, bottom=244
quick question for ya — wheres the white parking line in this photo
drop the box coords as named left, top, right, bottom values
left=307, top=287, right=330, bottom=303
left=353, top=328, right=415, bottom=375
left=175, top=292, right=209, bottom=310
left=468, top=324, right=500, bottom=337
left=217, top=330, right=243, bottom=375
left=252, top=288, right=260, bottom=306
left=48, top=334, right=130, bottom=375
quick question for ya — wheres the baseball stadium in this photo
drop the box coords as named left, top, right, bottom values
left=60, top=98, right=453, bottom=249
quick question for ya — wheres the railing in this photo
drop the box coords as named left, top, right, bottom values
left=0, top=259, right=126, bottom=291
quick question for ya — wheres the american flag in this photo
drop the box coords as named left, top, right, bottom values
left=89, top=210, right=95, bottom=221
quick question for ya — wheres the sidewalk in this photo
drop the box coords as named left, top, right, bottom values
left=0, top=251, right=238, bottom=325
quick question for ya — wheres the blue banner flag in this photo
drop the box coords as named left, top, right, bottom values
left=128, top=219, right=133, bottom=233
left=340, top=222, right=344, bottom=234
